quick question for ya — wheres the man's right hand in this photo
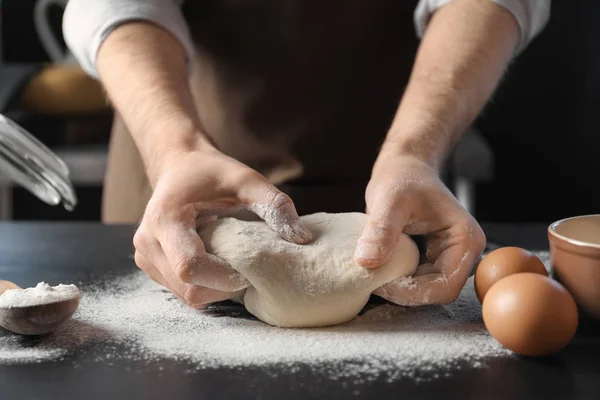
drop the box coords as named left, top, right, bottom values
left=133, top=147, right=313, bottom=309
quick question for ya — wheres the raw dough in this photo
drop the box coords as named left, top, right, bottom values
left=198, top=212, right=419, bottom=328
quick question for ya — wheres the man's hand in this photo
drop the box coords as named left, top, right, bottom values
left=353, top=0, right=519, bottom=306
left=95, top=23, right=312, bottom=308
left=133, top=147, right=312, bottom=309
left=355, top=154, right=485, bottom=306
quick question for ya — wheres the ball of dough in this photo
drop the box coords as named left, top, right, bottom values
left=198, top=212, right=419, bottom=328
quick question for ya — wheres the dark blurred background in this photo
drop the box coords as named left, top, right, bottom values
left=475, top=0, right=597, bottom=223
left=0, top=0, right=594, bottom=224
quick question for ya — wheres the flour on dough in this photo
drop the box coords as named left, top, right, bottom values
left=198, top=212, right=419, bottom=328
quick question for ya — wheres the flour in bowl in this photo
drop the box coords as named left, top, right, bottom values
left=0, top=282, right=79, bottom=308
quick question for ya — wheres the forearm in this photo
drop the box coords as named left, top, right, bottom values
left=381, top=0, right=519, bottom=168
left=97, top=23, right=213, bottom=185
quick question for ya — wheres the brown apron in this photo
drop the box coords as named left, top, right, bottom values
left=102, top=0, right=419, bottom=223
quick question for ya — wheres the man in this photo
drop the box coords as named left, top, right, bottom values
left=63, top=0, right=550, bottom=309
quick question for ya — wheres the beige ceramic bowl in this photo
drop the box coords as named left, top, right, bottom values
left=548, top=214, right=600, bottom=320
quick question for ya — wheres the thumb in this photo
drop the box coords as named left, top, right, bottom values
left=238, top=177, right=312, bottom=244
left=355, top=194, right=409, bottom=268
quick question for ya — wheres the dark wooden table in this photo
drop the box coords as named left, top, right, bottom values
left=0, top=222, right=598, bottom=400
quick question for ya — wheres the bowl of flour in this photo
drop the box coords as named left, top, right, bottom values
left=0, top=282, right=80, bottom=335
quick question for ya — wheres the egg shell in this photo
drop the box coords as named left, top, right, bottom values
left=475, top=246, right=547, bottom=303
left=482, top=272, right=578, bottom=357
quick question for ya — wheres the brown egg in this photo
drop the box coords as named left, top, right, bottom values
left=482, top=273, right=578, bottom=357
left=475, top=246, right=547, bottom=303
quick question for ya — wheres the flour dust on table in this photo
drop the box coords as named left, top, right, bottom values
left=0, top=251, right=553, bottom=382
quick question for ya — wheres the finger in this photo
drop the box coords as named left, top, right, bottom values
left=355, top=192, right=410, bottom=268
left=412, top=262, right=440, bottom=277
left=238, top=176, right=312, bottom=244
left=134, top=224, right=241, bottom=307
left=143, top=246, right=240, bottom=308
left=156, top=216, right=250, bottom=292
left=133, top=226, right=172, bottom=288
left=374, top=239, right=483, bottom=306
left=135, top=250, right=180, bottom=294
left=184, top=251, right=250, bottom=292
left=134, top=248, right=203, bottom=308
left=374, top=273, right=445, bottom=307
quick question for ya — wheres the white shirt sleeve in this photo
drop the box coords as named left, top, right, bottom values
left=414, top=0, right=551, bottom=53
left=63, top=0, right=195, bottom=78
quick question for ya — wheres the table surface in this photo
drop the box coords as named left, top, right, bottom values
left=0, top=222, right=598, bottom=400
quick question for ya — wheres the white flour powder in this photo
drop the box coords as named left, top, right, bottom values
left=0, top=282, right=79, bottom=308
left=0, top=251, right=551, bottom=381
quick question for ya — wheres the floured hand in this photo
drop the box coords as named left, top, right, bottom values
left=133, top=148, right=312, bottom=309
left=355, top=154, right=486, bottom=306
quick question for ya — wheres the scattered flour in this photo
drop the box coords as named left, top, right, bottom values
left=0, top=335, right=67, bottom=363
left=0, top=282, right=79, bottom=308
left=0, top=251, right=552, bottom=381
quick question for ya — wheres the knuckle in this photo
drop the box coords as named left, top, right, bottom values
left=173, top=255, right=194, bottom=283
left=133, top=228, right=154, bottom=252
left=270, top=191, right=293, bottom=211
